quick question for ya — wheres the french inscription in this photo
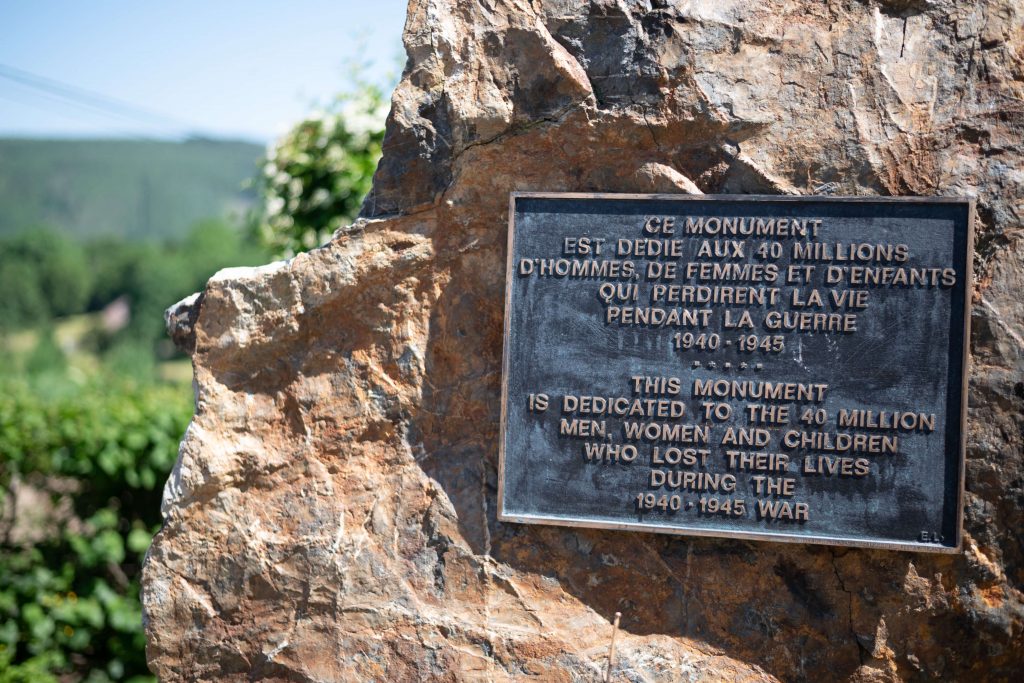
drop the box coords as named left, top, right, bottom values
left=499, top=194, right=972, bottom=552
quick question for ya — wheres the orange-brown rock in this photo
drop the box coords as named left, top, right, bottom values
left=143, top=0, right=1024, bottom=680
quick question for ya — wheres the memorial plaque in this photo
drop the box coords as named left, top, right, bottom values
left=498, top=193, right=972, bottom=552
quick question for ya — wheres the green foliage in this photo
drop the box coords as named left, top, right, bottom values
left=102, top=341, right=156, bottom=380
left=0, top=260, right=47, bottom=330
left=0, top=218, right=268, bottom=679
left=0, top=138, right=262, bottom=241
left=255, top=77, right=387, bottom=257
left=0, top=219, right=269, bottom=352
left=23, top=328, right=67, bottom=378
left=0, top=228, right=92, bottom=328
left=0, top=376, right=193, bottom=682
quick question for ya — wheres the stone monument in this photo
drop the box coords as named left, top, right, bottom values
left=143, top=1, right=1024, bottom=680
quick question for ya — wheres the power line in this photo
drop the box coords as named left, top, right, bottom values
left=0, top=89, right=169, bottom=141
left=0, top=62, right=200, bottom=135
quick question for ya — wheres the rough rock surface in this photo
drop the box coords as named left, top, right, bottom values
left=143, top=1, right=1024, bottom=680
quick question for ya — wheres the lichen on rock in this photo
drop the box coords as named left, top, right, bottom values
left=143, top=1, right=1024, bottom=680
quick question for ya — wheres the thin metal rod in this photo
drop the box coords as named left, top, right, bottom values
left=604, top=612, right=621, bottom=682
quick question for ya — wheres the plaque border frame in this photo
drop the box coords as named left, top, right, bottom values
left=498, top=192, right=974, bottom=554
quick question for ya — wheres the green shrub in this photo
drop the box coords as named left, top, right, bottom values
left=254, top=77, right=387, bottom=257
left=0, top=377, right=192, bottom=681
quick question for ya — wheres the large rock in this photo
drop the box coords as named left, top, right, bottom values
left=143, top=1, right=1024, bottom=680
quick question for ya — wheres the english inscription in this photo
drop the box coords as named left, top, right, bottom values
left=498, top=193, right=972, bottom=552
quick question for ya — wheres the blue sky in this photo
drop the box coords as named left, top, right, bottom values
left=0, top=1, right=407, bottom=142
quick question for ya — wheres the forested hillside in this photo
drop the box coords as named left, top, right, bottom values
left=0, top=138, right=262, bottom=239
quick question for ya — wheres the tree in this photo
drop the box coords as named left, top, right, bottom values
left=0, top=228, right=91, bottom=330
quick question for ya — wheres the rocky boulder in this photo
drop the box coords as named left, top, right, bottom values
left=143, top=1, right=1024, bottom=680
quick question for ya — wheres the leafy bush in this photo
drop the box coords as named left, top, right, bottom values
left=254, top=77, right=387, bottom=257
left=0, top=377, right=193, bottom=682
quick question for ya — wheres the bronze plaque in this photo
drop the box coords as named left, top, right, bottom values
left=498, top=193, right=972, bottom=552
